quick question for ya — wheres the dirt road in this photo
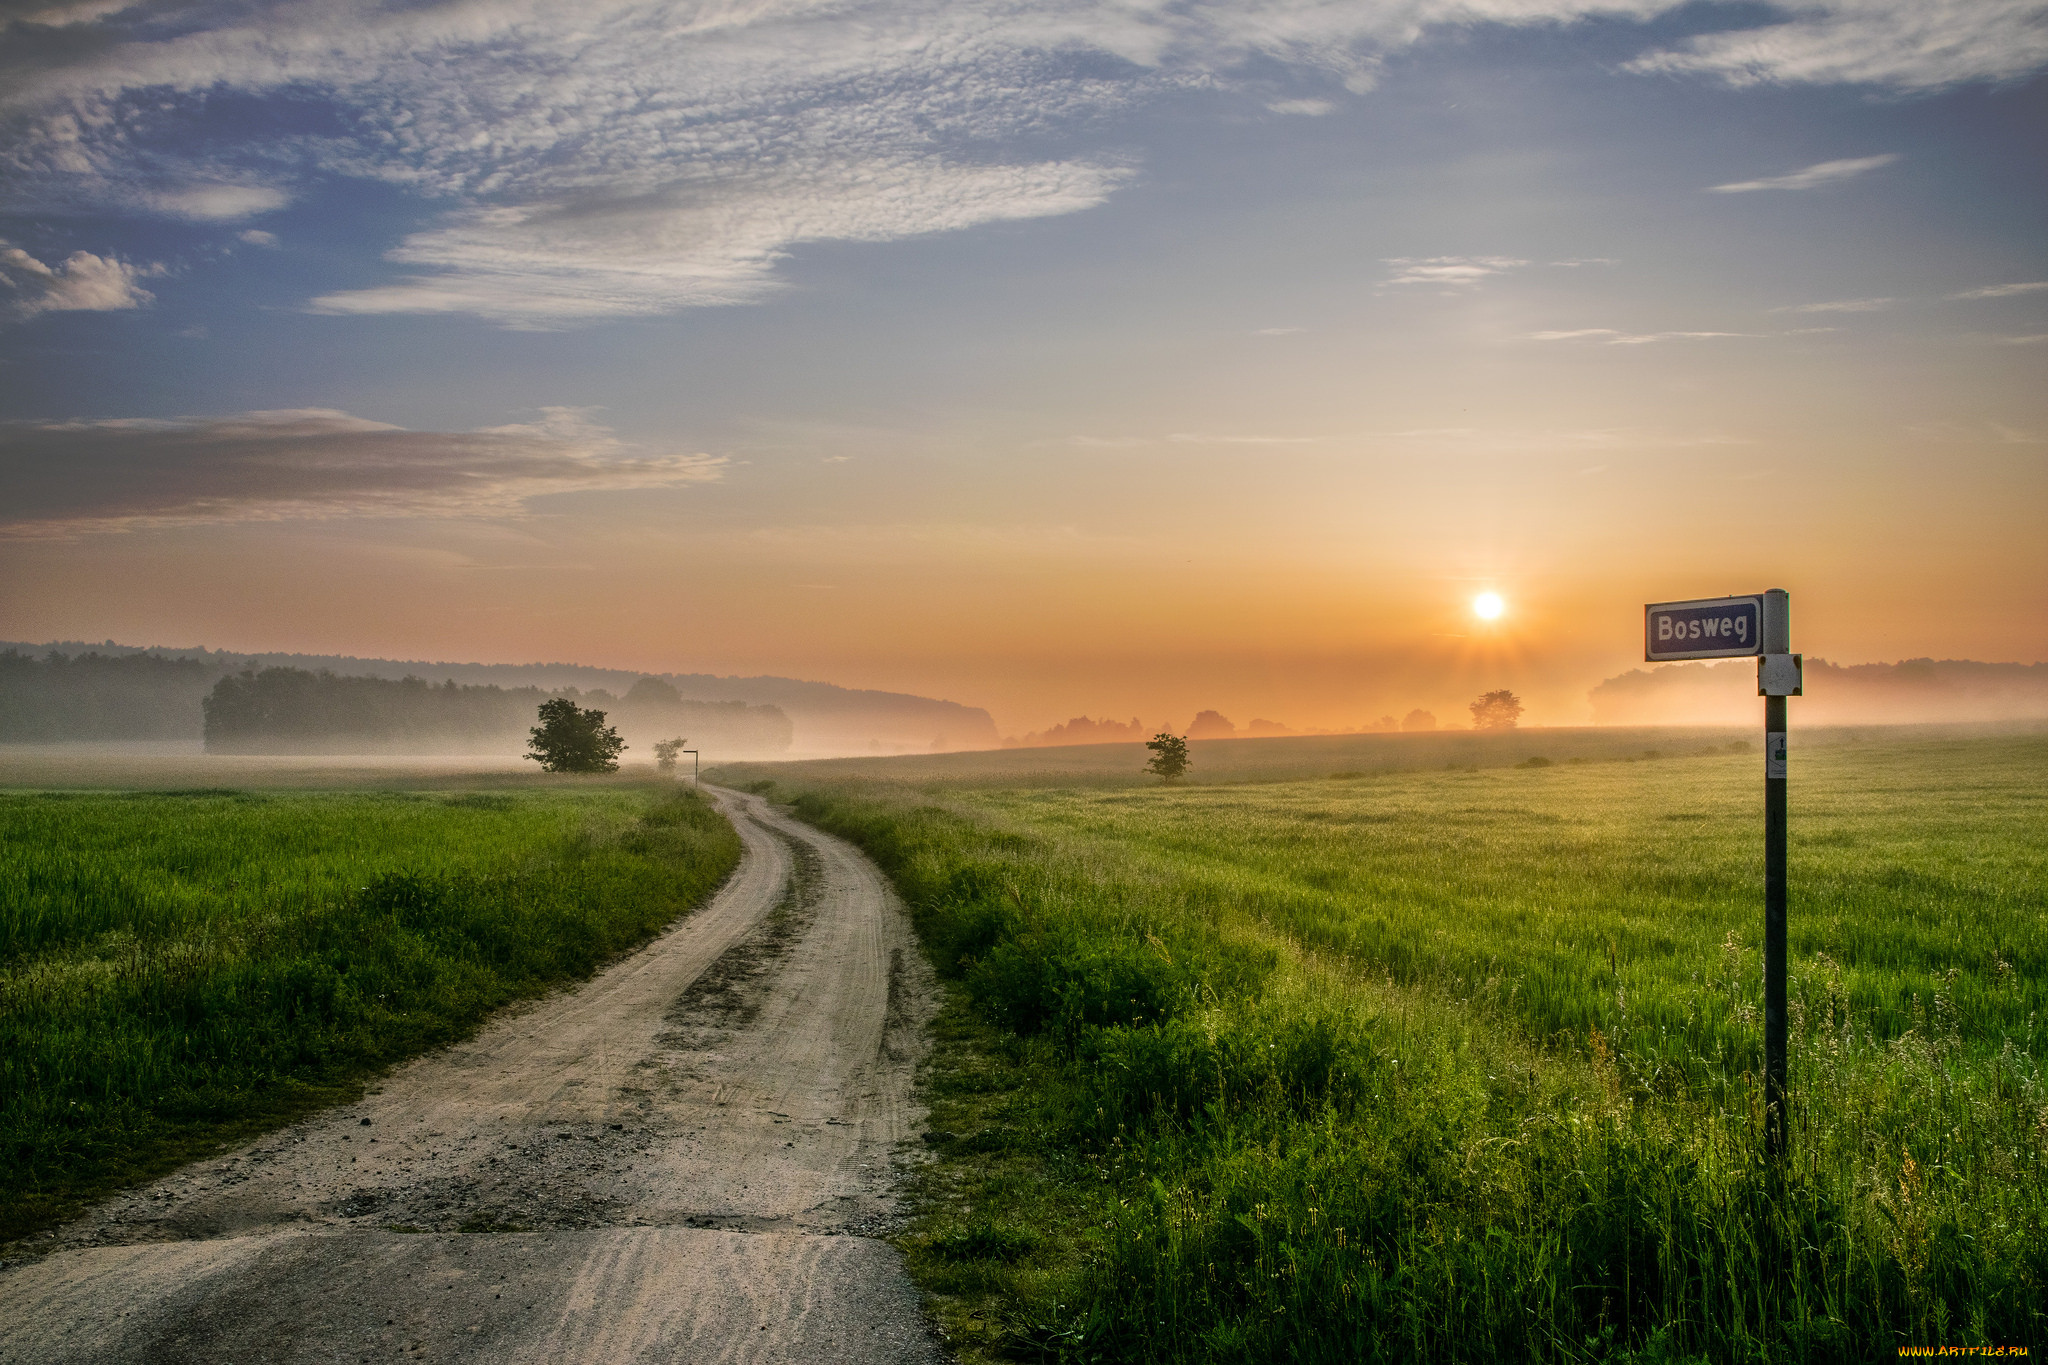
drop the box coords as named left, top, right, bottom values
left=0, top=788, right=947, bottom=1364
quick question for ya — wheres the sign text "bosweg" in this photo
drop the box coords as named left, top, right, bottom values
left=1645, top=595, right=1763, bottom=662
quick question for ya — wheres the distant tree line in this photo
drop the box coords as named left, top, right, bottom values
left=200, top=667, right=791, bottom=756
left=0, top=650, right=223, bottom=741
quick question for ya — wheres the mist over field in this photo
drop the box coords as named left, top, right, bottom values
left=1590, top=657, right=2048, bottom=727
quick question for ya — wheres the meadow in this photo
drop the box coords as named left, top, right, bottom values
left=726, top=729, right=2048, bottom=1362
left=0, top=781, right=739, bottom=1245
left=713, top=722, right=2008, bottom=793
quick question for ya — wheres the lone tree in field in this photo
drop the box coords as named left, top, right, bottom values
left=1470, top=689, right=1525, bottom=731
left=526, top=697, right=627, bottom=773
left=652, top=737, right=686, bottom=774
left=1145, top=731, right=1191, bottom=783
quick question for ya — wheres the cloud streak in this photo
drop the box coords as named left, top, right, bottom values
left=1629, top=1, right=2048, bottom=90
left=1528, top=328, right=1749, bottom=345
left=1950, top=281, right=2048, bottom=300
left=0, top=407, right=724, bottom=534
left=1709, top=154, right=1898, bottom=193
left=1773, top=297, right=1894, bottom=313
left=1382, top=256, right=1530, bottom=288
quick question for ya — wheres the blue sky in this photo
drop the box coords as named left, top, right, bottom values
left=2, top=0, right=2044, bottom=730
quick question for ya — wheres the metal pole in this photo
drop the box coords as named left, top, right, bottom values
left=1761, top=588, right=1790, bottom=1162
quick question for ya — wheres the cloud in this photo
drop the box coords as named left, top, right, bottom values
left=1773, top=297, right=1894, bottom=313
left=1381, top=425, right=1750, bottom=451
left=1382, top=256, right=1529, bottom=288
left=1266, top=97, right=1336, bottom=115
left=1950, top=281, right=2048, bottom=299
left=1528, top=328, right=1748, bottom=344
left=3, top=1, right=2042, bottom=327
left=1252, top=326, right=1304, bottom=335
left=1709, top=155, right=1898, bottom=193
left=1999, top=334, right=2048, bottom=345
left=0, top=239, right=158, bottom=318
left=0, top=407, right=724, bottom=534
left=237, top=228, right=278, bottom=247
left=145, top=184, right=287, bottom=221
left=306, top=161, right=1128, bottom=325
left=1167, top=432, right=1317, bottom=445
left=1629, top=1, right=2048, bottom=89
left=0, top=0, right=133, bottom=30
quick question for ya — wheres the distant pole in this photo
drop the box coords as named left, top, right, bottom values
left=683, top=749, right=700, bottom=787
left=1761, top=589, right=1790, bottom=1162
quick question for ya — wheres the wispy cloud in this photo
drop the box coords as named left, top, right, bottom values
left=1382, top=256, right=1529, bottom=288
left=1167, top=432, right=1317, bottom=445
left=305, top=163, right=1129, bottom=326
left=1629, top=2, right=2048, bottom=90
left=1528, top=328, right=1749, bottom=345
left=1773, top=297, right=1894, bottom=313
left=3, top=2, right=2041, bottom=327
left=0, top=407, right=723, bottom=535
left=1252, top=326, right=1304, bottom=335
left=1950, top=281, right=2048, bottom=300
left=1379, top=425, right=1752, bottom=452
left=0, top=240, right=159, bottom=319
left=145, top=184, right=288, bottom=221
left=1709, top=155, right=1898, bottom=193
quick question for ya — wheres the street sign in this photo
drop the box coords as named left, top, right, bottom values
left=1645, top=594, right=1763, bottom=661
left=1640, top=588, right=1796, bottom=1166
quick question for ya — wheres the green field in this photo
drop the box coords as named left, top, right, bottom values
left=0, top=781, right=739, bottom=1245
left=726, top=730, right=2048, bottom=1362
left=717, top=722, right=2005, bottom=792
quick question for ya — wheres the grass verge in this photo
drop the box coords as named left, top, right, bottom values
left=1, top=783, right=739, bottom=1247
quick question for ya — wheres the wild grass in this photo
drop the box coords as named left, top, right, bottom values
left=748, top=731, right=2048, bottom=1362
left=0, top=784, right=738, bottom=1246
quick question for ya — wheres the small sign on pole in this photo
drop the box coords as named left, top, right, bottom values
left=1644, top=595, right=1763, bottom=661
left=1644, top=588, right=1799, bottom=1160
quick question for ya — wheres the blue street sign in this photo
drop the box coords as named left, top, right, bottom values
left=1645, top=595, right=1763, bottom=661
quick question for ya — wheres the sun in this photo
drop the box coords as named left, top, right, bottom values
left=1473, top=592, right=1505, bottom=621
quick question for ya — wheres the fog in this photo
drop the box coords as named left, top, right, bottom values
left=1589, top=658, right=2048, bottom=727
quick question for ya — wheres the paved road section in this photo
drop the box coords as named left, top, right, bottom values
left=0, top=788, right=947, bottom=1364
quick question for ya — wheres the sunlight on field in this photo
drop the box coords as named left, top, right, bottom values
left=760, top=730, right=2048, bottom=1360
left=968, top=735, right=2047, bottom=1060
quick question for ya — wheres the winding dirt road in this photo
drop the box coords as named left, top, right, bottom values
left=0, top=788, right=947, bottom=1364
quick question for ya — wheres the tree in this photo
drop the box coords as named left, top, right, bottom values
left=525, top=697, right=626, bottom=773
left=1145, top=731, right=1190, bottom=783
left=1470, top=689, right=1524, bottom=731
left=652, top=737, right=686, bottom=774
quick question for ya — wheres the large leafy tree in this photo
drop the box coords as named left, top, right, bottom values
left=1469, top=689, right=1525, bottom=731
left=1144, top=731, right=1190, bottom=783
left=525, top=697, right=627, bottom=773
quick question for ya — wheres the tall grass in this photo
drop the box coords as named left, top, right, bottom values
left=0, top=785, right=739, bottom=1244
left=762, top=733, right=2047, bottom=1361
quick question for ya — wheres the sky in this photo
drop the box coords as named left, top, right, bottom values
left=1, top=0, right=2044, bottom=735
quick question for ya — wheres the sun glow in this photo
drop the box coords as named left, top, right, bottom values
left=1473, top=592, right=1505, bottom=621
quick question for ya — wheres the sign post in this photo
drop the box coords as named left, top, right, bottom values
left=682, top=749, right=700, bottom=787
left=1645, top=589, right=1801, bottom=1160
